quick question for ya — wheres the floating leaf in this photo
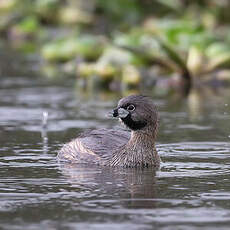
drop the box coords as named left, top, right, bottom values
left=16, top=16, right=40, bottom=33
left=0, top=0, right=17, bottom=12
left=187, top=46, right=205, bottom=76
left=122, top=65, right=141, bottom=86
left=207, top=53, right=230, bottom=71
left=206, top=43, right=230, bottom=58
left=59, top=7, right=92, bottom=24
left=41, top=35, right=105, bottom=62
left=157, top=38, right=190, bottom=78
left=41, top=39, right=78, bottom=61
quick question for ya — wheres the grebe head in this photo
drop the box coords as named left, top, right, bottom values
left=112, top=95, right=158, bottom=132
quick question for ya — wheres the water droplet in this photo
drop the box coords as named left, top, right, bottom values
left=42, top=111, right=49, bottom=127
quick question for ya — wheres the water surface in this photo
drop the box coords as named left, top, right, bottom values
left=1, top=55, right=230, bottom=229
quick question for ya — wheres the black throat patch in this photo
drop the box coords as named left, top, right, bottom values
left=121, top=113, right=147, bottom=131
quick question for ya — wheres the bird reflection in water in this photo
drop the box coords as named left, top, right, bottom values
left=59, top=163, right=157, bottom=209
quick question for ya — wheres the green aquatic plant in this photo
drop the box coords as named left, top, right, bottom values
left=41, top=35, right=106, bottom=62
left=13, top=16, right=40, bottom=34
left=1, top=0, right=230, bottom=92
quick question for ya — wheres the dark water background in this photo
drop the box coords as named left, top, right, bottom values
left=1, top=50, right=230, bottom=230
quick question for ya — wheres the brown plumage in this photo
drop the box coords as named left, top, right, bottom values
left=58, top=95, right=160, bottom=167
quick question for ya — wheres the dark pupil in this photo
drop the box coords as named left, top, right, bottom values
left=127, top=105, right=134, bottom=110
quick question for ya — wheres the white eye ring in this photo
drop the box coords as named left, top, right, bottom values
left=127, top=104, right=135, bottom=111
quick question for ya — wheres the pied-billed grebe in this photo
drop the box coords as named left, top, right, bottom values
left=58, top=95, right=160, bottom=167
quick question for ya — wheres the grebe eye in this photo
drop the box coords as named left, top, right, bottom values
left=127, top=104, right=135, bottom=111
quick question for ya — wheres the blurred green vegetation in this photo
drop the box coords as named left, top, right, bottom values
left=1, top=0, right=230, bottom=93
